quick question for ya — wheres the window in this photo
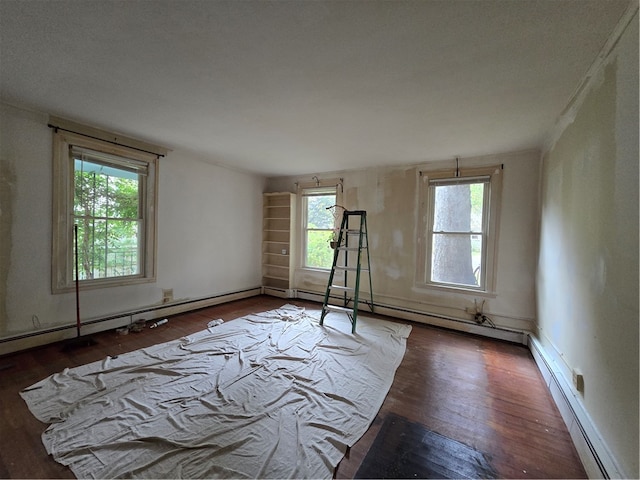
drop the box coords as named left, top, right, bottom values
left=52, top=128, right=159, bottom=292
left=73, top=148, right=144, bottom=280
left=417, top=166, right=502, bottom=292
left=302, top=186, right=337, bottom=269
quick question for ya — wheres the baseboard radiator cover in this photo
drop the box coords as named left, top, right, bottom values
left=528, top=334, right=625, bottom=479
left=0, top=287, right=262, bottom=356
left=261, top=286, right=296, bottom=299
left=292, top=289, right=527, bottom=344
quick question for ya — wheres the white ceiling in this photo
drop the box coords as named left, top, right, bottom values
left=0, top=0, right=630, bottom=176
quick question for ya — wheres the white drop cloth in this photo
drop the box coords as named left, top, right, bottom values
left=21, top=305, right=411, bottom=479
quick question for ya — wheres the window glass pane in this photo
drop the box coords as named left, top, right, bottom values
left=431, top=233, right=482, bottom=287
left=306, top=230, right=333, bottom=268
left=74, top=159, right=140, bottom=219
left=469, top=183, right=485, bottom=232
left=73, top=156, right=142, bottom=281
left=303, top=190, right=336, bottom=269
left=433, top=183, right=484, bottom=233
left=106, top=176, right=140, bottom=218
left=74, top=164, right=106, bottom=218
left=305, top=194, right=335, bottom=229
left=75, top=219, right=140, bottom=280
left=430, top=180, right=486, bottom=287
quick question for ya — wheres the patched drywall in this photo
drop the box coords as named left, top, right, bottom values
left=347, top=167, right=418, bottom=297
left=266, top=148, right=540, bottom=333
left=0, top=102, right=264, bottom=344
left=537, top=11, right=638, bottom=477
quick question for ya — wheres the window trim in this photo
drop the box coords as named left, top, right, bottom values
left=52, top=130, right=159, bottom=293
left=416, top=165, right=502, bottom=294
left=301, top=185, right=338, bottom=270
left=297, top=178, right=342, bottom=272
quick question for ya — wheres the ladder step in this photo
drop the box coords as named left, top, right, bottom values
left=334, top=266, right=369, bottom=272
left=337, top=246, right=366, bottom=251
left=323, top=305, right=354, bottom=315
left=330, top=285, right=354, bottom=292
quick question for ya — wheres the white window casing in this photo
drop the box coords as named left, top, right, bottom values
left=297, top=178, right=343, bottom=271
left=416, top=165, right=502, bottom=294
left=52, top=129, right=159, bottom=293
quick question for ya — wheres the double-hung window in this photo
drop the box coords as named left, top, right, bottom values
left=301, top=186, right=337, bottom=269
left=417, top=166, right=502, bottom=292
left=52, top=128, right=159, bottom=292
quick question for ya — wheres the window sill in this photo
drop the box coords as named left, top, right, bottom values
left=298, top=266, right=331, bottom=274
left=413, top=282, right=497, bottom=298
left=52, top=275, right=156, bottom=294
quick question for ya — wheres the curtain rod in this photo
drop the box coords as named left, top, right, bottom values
left=48, top=124, right=165, bottom=158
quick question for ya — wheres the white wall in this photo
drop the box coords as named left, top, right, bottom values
left=0, top=102, right=264, bottom=346
left=537, top=10, right=638, bottom=478
left=266, top=148, right=540, bottom=334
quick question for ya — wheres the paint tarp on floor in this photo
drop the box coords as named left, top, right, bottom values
left=21, top=305, right=411, bottom=479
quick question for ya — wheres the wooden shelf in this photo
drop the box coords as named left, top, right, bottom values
left=262, top=193, right=296, bottom=294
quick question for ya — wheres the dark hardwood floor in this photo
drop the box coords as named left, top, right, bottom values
left=0, top=295, right=586, bottom=479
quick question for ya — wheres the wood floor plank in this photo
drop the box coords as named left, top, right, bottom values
left=0, top=296, right=586, bottom=479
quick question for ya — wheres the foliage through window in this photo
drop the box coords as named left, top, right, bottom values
left=429, top=178, right=487, bottom=288
left=417, top=166, right=501, bottom=292
left=303, top=188, right=337, bottom=269
left=73, top=149, right=143, bottom=280
left=52, top=129, right=158, bottom=292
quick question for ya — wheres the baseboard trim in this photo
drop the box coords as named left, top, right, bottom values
left=528, top=334, right=624, bottom=479
left=261, top=286, right=296, bottom=298
left=0, top=287, right=261, bottom=356
left=292, top=289, right=526, bottom=344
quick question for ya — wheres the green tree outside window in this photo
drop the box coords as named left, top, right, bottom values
left=304, top=193, right=336, bottom=269
left=73, top=159, right=141, bottom=280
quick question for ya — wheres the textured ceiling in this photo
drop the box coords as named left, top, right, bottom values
left=0, top=0, right=630, bottom=176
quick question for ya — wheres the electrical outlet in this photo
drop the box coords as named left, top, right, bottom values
left=162, top=288, right=173, bottom=304
left=572, top=369, right=584, bottom=393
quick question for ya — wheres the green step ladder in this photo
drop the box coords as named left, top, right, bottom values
left=320, top=210, right=374, bottom=333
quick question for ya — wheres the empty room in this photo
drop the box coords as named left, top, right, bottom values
left=0, top=1, right=638, bottom=478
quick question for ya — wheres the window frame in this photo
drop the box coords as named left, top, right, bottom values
left=416, top=165, right=502, bottom=294
left=52, top=130, right=159, bottom=293
left=301, top=185, right=338, bottom=270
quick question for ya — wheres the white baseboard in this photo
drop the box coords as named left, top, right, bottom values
left=0, top=287, right=261, bottom=356
left=261, top=287, right=296, bottom=298
left=528, top=335, right=624, bottom=479
left=292, top=289, right=526, bottom=344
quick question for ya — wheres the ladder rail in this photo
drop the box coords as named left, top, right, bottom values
left=363, top=214, right=374, bottom=311
left=320, top=210, right=373, bottom=333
